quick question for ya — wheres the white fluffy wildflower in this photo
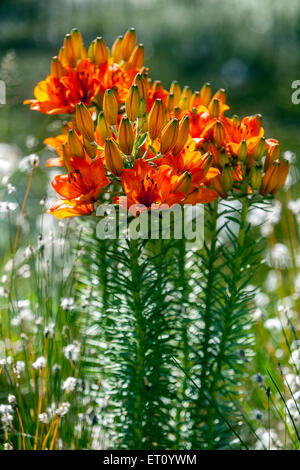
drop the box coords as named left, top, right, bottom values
left=254, top=427, right=282, bottom=450
left=286, top=392, right=300, bottom=423
left=0, top=202, right=18, bottom=214
left=3, top=443, right=13, bottom=450
left=32, top=356, right=47, bottom=370
left=264, top=318, right=282, bottom=331
left=19, top=154, right=39, bottom=173
left=267, top=243, right=291, bottom=269
left=8, top=395, right=16, bottom=405
left=265, top=270, right=278, bottom=293
left=62, top=377, right=77, bottom=393
left=13, top=360, right=25, bottom=378
left=254, top=291, right=269, bottom=308
left=288, top=198, right=300, bottom=215
left=0, top=404, right=14, bottom=426
left=26, top=136, right=38, bottom=149
left=7, top=183, right=16, bottom=195
left=63, top=341, right=81, bottom=362
left=44, top=322, right=55, bottom=338
left=38, top=412, right=49, bottom=424
left=289, top=349, right=300, bottom=368
left=56, top=402, right=71, bottom=417
left=60, top=297, right=75, bottom=311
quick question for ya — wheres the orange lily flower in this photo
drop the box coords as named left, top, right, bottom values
left=114, top=159, right=185, bottom=213
left=25, top=29, right=144, bottom=115
left=25, top=59, right=99, bottom=115
left=49, top=156, right=110, bottom=218
left=146, top=81, right=169, bottom=113
left=223, top=115, right=277, bottom=158
left=156, top=148, right=219, bottom=189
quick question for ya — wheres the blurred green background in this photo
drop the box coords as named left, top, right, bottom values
left=0, top=0, right=299, bottom=252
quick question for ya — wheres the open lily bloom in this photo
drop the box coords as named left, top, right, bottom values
left=24, top=28, right=144, bottom=115
left=49, top=156, right=110, bottom=218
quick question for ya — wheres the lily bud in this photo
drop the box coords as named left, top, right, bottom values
left=62, top=142, right=74, bottom=173
left=200, top=83, right=212, bottom=107
left=238, top=140, right=247, bottom=161
left=93, top=37, right=108, bottom=65
left=76, top=103, right=95, bottom=142
left=264, top=143, right=280, bottom=171
left=97, top=111, right=112, bottom=142
left=212, top=173, right=227, bottom=199
left=222, top=164, right=234, bottom=192
left=118, top=117, right=134, bottom=155
left=63, top=34, right=76, bottom=67
left=250, top=165, right=262, bottom=190
left=232, top=115, right=240, bottom=127
left=127, top=44, right=144, bottom=69
left=172, top=171, right=192, bottom=194
left=212, top=88, right=226, bottom=104
left=253, top=137, right=266, bottom=160
left=259, top=163, right=279, bottom=195
left=199, top=152, right=213, bottom=173
left=213, top=121, right=225, bottom=147
left=104, top=138, right=124, bottom=176
left=112, top=35, right=123, bottom=63
left=148, top=99, right=165, bottom=141
left=134, top=73, right=147, bottom=100
left=58, top=46, right=67, bottom=65
left=190, top=91, right=201, bottom=108
left=172, top=115, right=190, bottom=155
left=83, top=137, right=96, bottom=159
left=209, top=98, right=220, bottom=119
left=121, top=28, right=136, bottom=61
left=269, top=160, right=289, bottom=194
left=88, top=40, right=95, bottom=61
left=103, top=89, right=118, bottom=125
left=170, top=81, right=181, bottom=107
left=125, top=84, right=140, bottom=121
left=160, top=118, right=179, bottom=154
left=167, top=93, right=175, bottom=113
left=70, top=28, right=86, bottom=61
left=180, top=86, right=192, bottom=109
left=51, top=57, right=66, bottom=79
left=68, top=129, right=84, bottom=158
left=219, top=152, right=229, bottom=168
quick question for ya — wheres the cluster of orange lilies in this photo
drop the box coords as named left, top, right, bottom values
left=25, top=28, right=289, bottom=218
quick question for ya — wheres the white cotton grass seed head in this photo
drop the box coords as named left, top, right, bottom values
left=0, top=405, right=14, bottom=426
left=38, top=412, right=49, bottom=424
left=44, top=322, right=55, bottom=338
left=60, top=297, right=75, bottom=311
left=0, top=202, right=18, bottom=214
left=289, top=349, right=300, bottom=368
left=32, top=356, right=47, bottom=370
left=267, top=243, right=291, bottom=269
left=4, top=443, right=13, bottom=450
left=19, top=154, right=39, bottom=173
left=62, top=377, right=77, bottom=393
left=264, top=318, right=282, bottom=332
left=63, top=341, right=81, bottom=362
left=8, top=395, right=16, bottom=405
left=7, top=183, right=16, bottom=194
left=56, top=402, right=71, bottom=417
left=13, top=360, right=25, bottom=378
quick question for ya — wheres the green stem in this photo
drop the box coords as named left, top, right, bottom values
left=174, top=222, right=190, bottom=447
left=191, top=198, right=219, bottom=448
left=129, top=238, right=146, bottom=449
left=207, top=196, right=249, bottom=447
